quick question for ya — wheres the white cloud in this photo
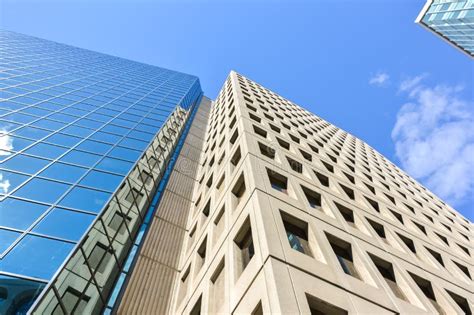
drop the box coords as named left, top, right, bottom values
left=369, top=72, right=390, bottom=86
left=0, top=128, right=13, bottom=156
left=0, top=173, right=11, bottom=194
left=392, top=76, right=474, bottom=207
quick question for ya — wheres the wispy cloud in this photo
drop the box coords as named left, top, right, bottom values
left=392, top=75, right=474, bottom=207
left=369, top=72, right=390, bottom=87
left=0, top=129, right=13, bottom=156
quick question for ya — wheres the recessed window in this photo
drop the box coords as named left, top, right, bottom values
left=457, top=243, right=470, bottom=256
left=267, top=169, right=288, bottom=194
left=234, top=218, right=255, bottom=277
left=230, top=146, right=242, bottom=167
left=253, top=125, right=267, bottom=138
left=276, top=137, right=290, bottom=150
left=453, top=260, right=471, bottom=280
left=314, top=171, right=329, bottom=187
left=409, top=273, right=445, bottom=315
left=367, top=219, right=388, bottom=244
left=335, top=203, right=356, bottom=228
left=195, top=237, right=208, bottom=273
left=299, top=149, right=312, bottom=162
left=231, top=173, right=246, bottom=208
left=209, top=260, right=225, bottom=313
left=397, top=233, right=417, bottom=254
left=53, top=287, right=90, bottom=315
left=326, top=234, right=360, bottom=279
left=190, top=295, right=202, bottom=315
left=87, top=242, right=112, bottom=274
left=364, top=196, right=380, bottom=212
left=321, top=161, right=334, bottom=173
left=369, top=254, right=407, bottom=301
left=287, top=156, right=303, bottom=173
left=125, top=187, right=144, bottom=205
left=412, top=221, right=427, bottom=235
left=306, top=294, right=347, bottom=315
left=390, top=209, right=404, bottom=224
left=258, top=142, right=275, bottom=159
left=340, top=184, right=355, bottom=200
left=301, top=185, right=322, bottom=210
left=213, top=206, right=225, bottom=245
left=425, top=247, right=444, bottom=267
left=282, top=212, right=312, bottom=256
left=343, top=172, right=355, bottom=184
left=435, top=233, right=449, bottom=246
left=446, top=290, right=472, bottom=315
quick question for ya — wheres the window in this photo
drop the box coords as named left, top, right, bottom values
left=364, top=196, right=380, bottom=212
left=409, top=273, right=445, bottom=315
left=209, top=260, right=225, bottom=313
left=326, top=234, right=360, bottom=279
left=397, top=233, right=417, bottom=254
left=335, top=203, right=356, bottom=228
left=412, top=221, right=427, bottom=235
left=425, top=247, right=444, bottom=267
left=253, top=125, right=267, bottom=138
left=125, top=187, right=144, bottom=205
left=340, top=184, right=355, bottom=200
left=287, top=156, right=303, bottom=173
left=367, top=219, right=388, bottom=244
left=276, top=137, right=290, bottom=150
left=446, top=290, right=472, bottom=315
left=314, top=171, right=329, bottom=187
left=230, top=146, right=241, bottom=167
left=87, top=242, right=113, bottom=274
left=258, top=142, right=275, bottom=159
left=267, top=169, right=288, bottom=194
left=251, top=302, right=264, bottom=315
left=301, top=185, right=322, bottom=210
left=108, top=211, right=131, bottom=236
left=190, top=295, right=202, bottom=315
left=282, top=212, right=311, bottom=256
left=299, top=149, right=312, bottom=162
left=213, top=206, right=225, bottom=245
left=306, top=294, right=347, bottom=315
left=178, top=266, right=190, bottom=302
left=195, top=237, right=207, bottom=273
left=321, top=161, right=334, bottom=173
left=390, top=209, right=404, bottom=224
left=54, top=287, right=90, bottom=315
left=234, top=218, right=255, bottom=277
left=369, top=254, right=407, bottom=301
left=231, top=173, right=246, bottom=208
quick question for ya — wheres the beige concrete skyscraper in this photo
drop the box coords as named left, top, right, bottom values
left=115, top=71, right=473, bottom=314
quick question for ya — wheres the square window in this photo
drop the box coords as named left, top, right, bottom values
left=59, top=186, right=110, bottom=213
left=14, top=178, right=71, bottom=204
left=33, top=207, right=95, bottom=241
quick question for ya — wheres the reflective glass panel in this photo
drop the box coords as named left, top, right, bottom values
left=0, top=197, right=49, bottom=230
left=96, top=157, right=134, bottom=175
left=79, top=170, right=123, bottom=192
left=24, top=143, right=68, bottom=160
left=59, top=186, right=111, bottom=213
left=14, top=178, right=71, bottom=204
left=33, top=207, right=95, bottom=241
left=0, top=170, right=29, bottom=195
left=1, top=235, right=74, bottom=279
left=0, top=154, right=50, bottom=174
left=39, top=162, right=88, bottom=183
left=0, top=228, right=21, bottom=253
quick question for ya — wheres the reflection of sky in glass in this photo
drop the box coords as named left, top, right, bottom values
left=0, top=29, right=201, bottom=288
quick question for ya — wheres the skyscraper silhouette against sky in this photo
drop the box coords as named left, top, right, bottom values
left=0, top=31, right=472, bottom=314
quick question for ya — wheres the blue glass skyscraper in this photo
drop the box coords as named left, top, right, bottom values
left=0, top=30, right=202, bottom=313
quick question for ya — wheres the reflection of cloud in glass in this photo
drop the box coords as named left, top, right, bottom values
left=0, top=173, right=11, bottom=193
left=0, top=128, right=14, bottom=156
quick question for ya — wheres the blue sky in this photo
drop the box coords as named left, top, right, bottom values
left=1, top=0, right=473, bottom=220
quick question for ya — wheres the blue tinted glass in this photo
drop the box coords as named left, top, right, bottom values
left=119, top=137, right=148, bottom=151
left=80, top=170, right=123, bottom=192
left=61, top=125, right=94, bottom=137
left=23, top=143, right=68, bottom=159
left=96, top=157, right=134, bottom=175
left=59, top=186, right=110, bottom=213
left=0, top=170, right=29, bottom=195
left=0, top=197, right=49, bottom=230
left=1, top=154, right=50, bottom=174
left=14, top=178, right=70, bottom=204
left=33, top=207, right=95, bottom=241
left=89, top=131, right=122, bottom=144
left=1, top=235, right=74, bottom=279
left=44, top=133, right=82, bottom=147
left=0, top=275, right=45, bottom=314
left=12, top=126, right=51, bottom=140
left=0, top=136, right=34, bottom=155
left=108, top=146, right=142, bottom=161
left=30, top=118, right=67, bottom=131
left=76, top=140, right=112, bottom=155
left=39, top=162, right=88, bottom=183
left=0, top=228, right=21, bottom=253
left=60, top=150, right=102, bottom=167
